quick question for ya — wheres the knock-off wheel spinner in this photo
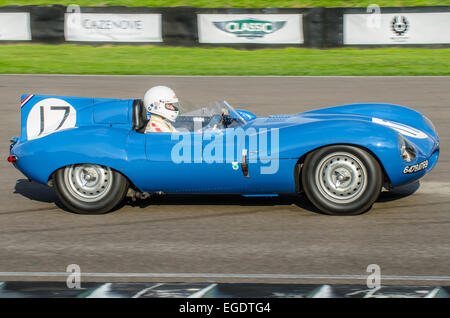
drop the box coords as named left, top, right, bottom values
left=64, top=164, right=113, bottom=202
left=315, top=152, right=368, bottom=204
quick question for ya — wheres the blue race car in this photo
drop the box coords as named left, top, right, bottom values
left=8, top=94, right=439, bottom=215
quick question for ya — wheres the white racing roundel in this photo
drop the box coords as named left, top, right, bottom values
left=372, top=117, right=427, bottom=139
left=26, top=98, right=77, bottom=140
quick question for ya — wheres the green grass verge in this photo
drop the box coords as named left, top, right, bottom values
left=0, top=0, right=449, bottom=8
left=0, top=44, right=449, bottom=76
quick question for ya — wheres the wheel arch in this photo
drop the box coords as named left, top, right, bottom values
left=294, top=143, right=391, bottom=193
left=47, top=162, right=137, bottom=192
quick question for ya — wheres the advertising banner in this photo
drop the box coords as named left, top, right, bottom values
left=198, top=14, right=303, bottom=44
left=0, top=12, right=31, bottom=41
left=344, top=12, right=450, bottom=45
left=65, top=13, right=162, bottom=42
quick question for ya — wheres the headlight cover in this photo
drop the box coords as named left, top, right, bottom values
left=399, top=135, right=416, bottom=162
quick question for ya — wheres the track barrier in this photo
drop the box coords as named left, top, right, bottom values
left=0, top=5, right=449, bottom=47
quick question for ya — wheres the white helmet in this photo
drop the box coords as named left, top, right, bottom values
left=144, top=86, right=180, bottom=122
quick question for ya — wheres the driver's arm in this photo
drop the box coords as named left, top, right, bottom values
left=201, top=114, right=223, bottom=131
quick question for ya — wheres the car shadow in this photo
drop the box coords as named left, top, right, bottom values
left=377, top=181, right=420, bottom=202
left=13, top=179, right=421, bottom=215
left=14, top=179, right=58, bottom=203
left=13, top=179, right=321, bottom=214
left=125, top=192, right=322, bottom=214
left=13, top=179, right=71, bottom=212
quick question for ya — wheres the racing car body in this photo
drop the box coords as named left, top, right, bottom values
left=9, top=94, right=440, bottom=215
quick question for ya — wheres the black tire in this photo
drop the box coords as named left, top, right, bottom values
left=54, top=164, right=129, bottom=214
left=301, top=145, right=383, bottom=215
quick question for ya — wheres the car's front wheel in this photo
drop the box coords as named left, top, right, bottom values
left=54, top=164, right=129, bottom=214
left=301, top=145, right=383, bottom=215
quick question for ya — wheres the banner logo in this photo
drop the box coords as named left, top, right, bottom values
left=391, top=16, right=408, bottom=36
left=213, top=19, right=286, bottom=39
left=65, top=11, right=162, bottom=42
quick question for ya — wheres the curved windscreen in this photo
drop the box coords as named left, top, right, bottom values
left=173, top=101, right=247, bottom=132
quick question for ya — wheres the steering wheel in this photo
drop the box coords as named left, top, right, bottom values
left=200, top=112, right=234, bottom=132
left=202, top=114, right=224, bottom=131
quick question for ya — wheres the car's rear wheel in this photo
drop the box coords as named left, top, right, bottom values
left=301, top=145, right=382, bottom=215
left=54, top=164, right=128, bottom=214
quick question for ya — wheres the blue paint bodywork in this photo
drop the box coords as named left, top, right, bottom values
left=10, top=94, right=440, bottom=194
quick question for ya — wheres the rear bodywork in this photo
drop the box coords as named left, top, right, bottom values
left=10, top=94, right=439, bottom=194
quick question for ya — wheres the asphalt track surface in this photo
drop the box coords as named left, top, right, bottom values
left=0, top=75, right=449, bottom=286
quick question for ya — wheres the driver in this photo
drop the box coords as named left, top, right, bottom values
left=144, top=86, right=180, bottom=133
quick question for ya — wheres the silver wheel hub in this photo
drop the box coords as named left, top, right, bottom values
left=315, top=152, right=368, bottom=204
left=64, top=164, right=113, bottom=202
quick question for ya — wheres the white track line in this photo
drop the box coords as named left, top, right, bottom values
left=86, top=283, right=112, bottom=298
left=0, top=272, right=449, bottom=282
left=308, top=284, right=334, bottom=298
left=424, top=287, right=445, bottom=298
left=363, top=286, right=382, bottom=298
left=132, top=283, right=164, bottom=298
left=188, top=283, right=218, bottom=298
